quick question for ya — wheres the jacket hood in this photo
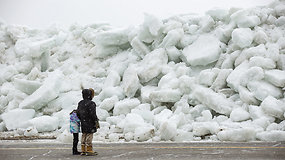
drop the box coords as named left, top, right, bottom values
left=82, top=89, right=92, bottom=100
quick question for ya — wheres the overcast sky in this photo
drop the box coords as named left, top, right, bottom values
left=0, top=0, right=274, bottom=29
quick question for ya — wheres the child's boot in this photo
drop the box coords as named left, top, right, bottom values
left=81, top=145, right=86, bottom=156
left=86, top=145, right=98, bottom=156
left=72, top=147, right=81, bottom=155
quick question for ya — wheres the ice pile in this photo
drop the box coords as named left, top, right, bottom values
left=1, top=0, right=285, bottom=142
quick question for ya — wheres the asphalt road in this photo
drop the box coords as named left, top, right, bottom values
left=0, top=140, right=285, bottom=160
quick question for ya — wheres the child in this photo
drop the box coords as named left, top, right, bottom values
left=77, top=88, right=98, bottom=156
left=70, top=109, right=81, bottom=155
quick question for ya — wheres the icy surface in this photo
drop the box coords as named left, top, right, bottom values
left=0, top=0, right=285, bottom=143
left=182, top=34, right=221, bottom=66
left=1, top=109, right=35, bottom=130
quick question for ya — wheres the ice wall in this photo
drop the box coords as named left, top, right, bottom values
left=0, top=0, right=285, bottom=142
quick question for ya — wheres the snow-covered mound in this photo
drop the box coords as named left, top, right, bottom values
left=1, top=1, right=285, bottom=142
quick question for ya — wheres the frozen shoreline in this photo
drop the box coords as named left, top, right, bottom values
left=0, top=0, right=285, bottom=143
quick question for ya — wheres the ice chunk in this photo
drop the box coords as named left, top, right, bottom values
left=98, top=86, right=125, bottom=101
left=51, top=110, right=69, bottom=128
left=249, top=56, right=276, bottom=69
left=96, top=108, right=110, bottom=121
left=149, top=89, right=182, bottom=103
left=1, top=109, right=35, bottom=130
left=160, top=121, right=177, bottom=141
left=107, top=51, right=137, bottom=77
left=141, top=86, right=157, bottom=103
left=247, top=80, right=283, bottom=101
left=122, top=65, right=140, bottom=98
left=249, top=105, right=275, bottom=122
left=15, top=32, right=66, bottom=58
left=132, top=108, right=153, bottom=124
left=134, top=126, right=155, bottom=142
left=230, top=108, right=250, bottom=122
left=252, top=117, right=272, bottom=129
left=0, top=66, right=18, bottom=84
left=199, top=15, right=215, bottom=32
left=169, top=112, right=187, bottom=127
left=253, top=30, right=268, bottom=44
left=196, top=110, right=212, bottom=122
left=142, top=13, right=163, bottom=37
left=26, top=67, right=42, bottom=81
left=47, top=91, right=81, bottom=111
left=158, top=72, right=179, bottom=89
left=279, top=48, right=285, bottom=65
left=278, top=37, right=285, bottom=49
left=113, top=98, right=140, bottom=116
left=117, top=113, right=145, bottom=133
left=174, top=130, right=194, bottom=142
left=162, top=20, right=182, bottom=33
left=90, top=27, right=131, bottom=58
left=0, top=96, right=9, bottom=110
left=179, top=34, right=198, bottom=48
left=189, top=104, right=208, bottom=119
left=92, top=45, right=119, bottom=58
left=165, top=46, right=181, bottom=63
left=192, top=122, right=220, bottom=136
left=198, top=69, right=218, bottom=87
left=137, top=48, right=168, bottom=83
left=178, top=75, right=195, bottom=94
left=103, top=70, right=121, bottom=88
left=214, top=23, right=235, bottom=43
left=137, top=14, right=163, bottom=43
left=261, top=96, right=285, bottom=119
left=108, top=133, right=120, bottom=142
left=24, top=126, right=38, bottom=137
left=211, top=69, right=232, bottom=91
left=106, top=115, right=125, bottom=126
left=275, top=4, right=285, bottom=17
left=267, top=14, right=277, bottom=24
left=29, top=115, right=59, bottom=132
left=217, top=128, right=256, bottom=142
left=206, top=8, right=229, bottom=21
left=192, top=85, right=236, bottom=115
left=19, top=70, right=63, bottom=110
left=14, top=61, right=33, bottom=74
left=239, top=67, right=264, bottom=87
left=266, top=122, right=285, bottom=131
left=238, top=86, right=259, bottom=105
left=221, top=50, right=240, bottom=69
left=227, top=61, right=250, bottom=91
left=173, top=96, right=191, bottom=115
left=130, top=37, right=150, bottom=58
left=14, top=78, right=42, bottom=95
left=276, top=16, right=285, bottom=26
left=235, top=45, right=267, bottom=67
left=56, top=129, right=72, bottom=143
left=266, top=43, right=280, bottom=62
left=231, top=28, right=253, bottom=49
left=230, top=10, right=261, bottom=28
left=125, top=132, right=136, bottom=142
left=264, top=70, right=285, bottom=88
left=256, top=131, right=285, bottom=141
left=99, top=96, right=119, bottom=112
left=158, top=28, right=184, bottom=48
left=154, top=109, right=173, bottom=128
left=92, top=28, right=129, bottom=46
left=1, top=82, right=14, bottom=96
left=182, top=34, right=221, bottom=66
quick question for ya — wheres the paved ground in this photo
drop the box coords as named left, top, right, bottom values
left=0, top=140, right=285, bottom=160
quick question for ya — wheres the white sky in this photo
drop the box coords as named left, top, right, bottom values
left=0, top=0, right=274, bottom=29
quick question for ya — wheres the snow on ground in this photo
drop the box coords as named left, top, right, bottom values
left=0, top=0, right=285, bottom=143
